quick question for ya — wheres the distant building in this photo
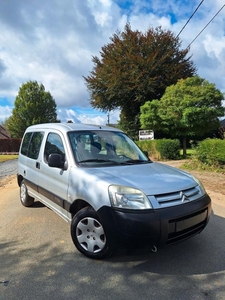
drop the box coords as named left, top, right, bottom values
left=0, top=125, right=11, bottom=139
left=220, top=118, right=225, bottom=127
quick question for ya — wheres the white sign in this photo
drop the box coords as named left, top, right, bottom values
left=139, top=130, right=154, bottom=140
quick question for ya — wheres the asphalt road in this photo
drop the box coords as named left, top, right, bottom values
left=1, top=177, right=225, bottom=300
left=0, top=159, right=18, bottom=181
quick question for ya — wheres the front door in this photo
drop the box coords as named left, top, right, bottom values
left=37, top=131, right=70, bottom=222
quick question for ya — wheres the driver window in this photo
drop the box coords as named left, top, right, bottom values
left=44, top=133, right=65, bottom=163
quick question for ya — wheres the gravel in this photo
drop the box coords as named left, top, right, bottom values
left=0, top=159, right=18, bottom=181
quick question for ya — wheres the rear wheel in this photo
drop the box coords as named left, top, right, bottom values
left=71, top=207, right=114, bottom=259
left=20, top=180, right=34, bottom=207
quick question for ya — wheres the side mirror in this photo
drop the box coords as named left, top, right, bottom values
left=143, top=150, right=149, bottom=159
left=48, top=153, right=67, bottom=170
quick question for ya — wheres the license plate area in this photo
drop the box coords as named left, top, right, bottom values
left=167, top=209, right=208, bottom=244
left=176, top=209, right=207, bottom=232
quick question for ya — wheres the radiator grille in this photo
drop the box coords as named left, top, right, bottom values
left=155, top=186, right=201, bottom=208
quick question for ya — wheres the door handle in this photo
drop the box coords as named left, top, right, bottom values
left=36, top=162, right=40, bottom=169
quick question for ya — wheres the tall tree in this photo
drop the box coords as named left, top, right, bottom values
left=84, top=23, right=196, bottom=138
left=140, top=76, right=225, bottom=156
left=6, top=81, right=59, bottom=137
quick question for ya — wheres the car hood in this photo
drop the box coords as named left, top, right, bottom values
left=89, top=162, right=197, bottom=195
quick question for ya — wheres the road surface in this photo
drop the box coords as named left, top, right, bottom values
left=0, top=175, right=225, bottom=300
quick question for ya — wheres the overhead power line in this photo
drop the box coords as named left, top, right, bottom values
left=104, top=3, right=225, bottom=124
left=187, top=4, right=225, bottom=48
left=176, top=0, right=205, bottom=38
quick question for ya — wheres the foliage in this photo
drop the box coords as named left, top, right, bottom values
left=155, top=139, right=180, bottom=160
left=136, top=139, right=159, bottom=160
left=117, top=113, right=140, bottom=140
left=6, top=81, right=59, bottom=138
left=196, top=138, right=225, bottom=166
left=84, top=23, right=196, bottom=135
left=136, top=138, right=180, bottom=160
left=140, top=76, right=225, bottom=155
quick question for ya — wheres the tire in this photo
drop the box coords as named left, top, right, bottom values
left=20, top=180, right=34, bottom=207
left=71, top=207, right=114, bottom=259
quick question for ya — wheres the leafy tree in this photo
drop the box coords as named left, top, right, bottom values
left=140, top=76, right=225, bottom=156
left=84, top=23, right=196, bottom=138
left=6, top=81, right=59, bottom=137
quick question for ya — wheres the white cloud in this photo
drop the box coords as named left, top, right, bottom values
left=0, top=106, right=12, bottom=123
left=0, top=0, right=224, bottom=125
left=57, top=107, right=120, bottom=125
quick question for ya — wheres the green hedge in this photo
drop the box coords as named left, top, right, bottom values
left=136, top=140, right=158, bottom=159
left=196, top=138, right=225, bottom=166
left=156, top=139, right=180, bottom=160
left=136, top=139, right=180, bottom=160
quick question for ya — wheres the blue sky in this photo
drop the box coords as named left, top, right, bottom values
left=0, top=0, right=225, bottom=125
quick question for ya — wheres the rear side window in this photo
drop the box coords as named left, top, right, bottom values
left=21, top=131, right=44, bottom=159
left=21, top=132, right=33, bottom=155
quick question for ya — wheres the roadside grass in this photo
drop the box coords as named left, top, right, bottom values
left=180, top=148, right=196, bottom=158
left=182, top=157, right=225, bottom=173
left=179, top=150, right=225, bottom=173
left=0, top=155, right=18, bottom=163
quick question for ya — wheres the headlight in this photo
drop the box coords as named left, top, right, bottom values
left=108, top=185, right=152, bottom=209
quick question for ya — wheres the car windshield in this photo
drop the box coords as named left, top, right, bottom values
left=68, top=130, right=151, bottom=167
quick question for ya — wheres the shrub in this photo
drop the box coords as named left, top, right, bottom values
left=136, top=140, right=161, bottom=160
left=196, top=138, right=225, bottom=166
left=136, top=139, right=180, bottom=160
left=156, top=139, right=180, bottom=160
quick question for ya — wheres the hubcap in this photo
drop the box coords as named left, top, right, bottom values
left=20, top=184, right=26, bottom=202
left=76, top=217, right=106, bottom=253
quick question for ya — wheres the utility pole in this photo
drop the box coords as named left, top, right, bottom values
left=107, top=112, right=110, bottom=125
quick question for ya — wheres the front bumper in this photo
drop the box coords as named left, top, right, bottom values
left=98, top=193, right=211, bottom=249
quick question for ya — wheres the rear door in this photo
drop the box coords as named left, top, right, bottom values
left=18, top=131, right=44, bottom=198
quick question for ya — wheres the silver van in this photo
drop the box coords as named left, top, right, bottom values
left=17, top=123, right=211, bottom=259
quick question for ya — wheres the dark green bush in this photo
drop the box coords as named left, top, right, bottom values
left=156, top=139, right=180, bottom=160
left=136, top=139, right=180, bottom=160
left=196, top=139, right=225, bottom=166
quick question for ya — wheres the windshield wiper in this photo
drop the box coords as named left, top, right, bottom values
left=78, top=159, right=120, bottom=164
left=78, top=158, right=152, bottom=165
left=122, top=159, right=152, bottom=164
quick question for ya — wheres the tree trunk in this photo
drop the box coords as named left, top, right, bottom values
left=183, top=136, right=187, bottom=157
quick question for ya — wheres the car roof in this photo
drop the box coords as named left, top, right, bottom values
left=25, top=122, right=122, bottom=134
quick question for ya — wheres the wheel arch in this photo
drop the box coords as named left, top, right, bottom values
left=70, top=199, right=94, bottom=218
left=17, top=174, right=24, bottom=187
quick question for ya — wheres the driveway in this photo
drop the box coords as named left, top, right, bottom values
left=0, top=159, right=18, bottom=182
left=1, top=161, right=225, bottom=299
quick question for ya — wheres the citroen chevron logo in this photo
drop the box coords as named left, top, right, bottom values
left=180, top=192, right=190, bottom=202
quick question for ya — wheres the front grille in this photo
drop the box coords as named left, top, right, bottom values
left=166, top=209, right=208, bottom=245
left=155, top=186, right=201, bottom=208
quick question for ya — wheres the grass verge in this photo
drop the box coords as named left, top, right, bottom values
left=0, top=155, right=18, bottom=163
left=182, top=156, right=225, bottom=173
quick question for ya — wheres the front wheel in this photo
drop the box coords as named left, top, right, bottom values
left=20, top=180, right=34, bottom=207
left=71, top=207, right=114, bottom=259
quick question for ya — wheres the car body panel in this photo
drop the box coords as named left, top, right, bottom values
left=17, top=122, right=211, bottom=251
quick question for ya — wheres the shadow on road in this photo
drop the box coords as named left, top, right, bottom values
left=1, top=205, right=225, bottom=300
